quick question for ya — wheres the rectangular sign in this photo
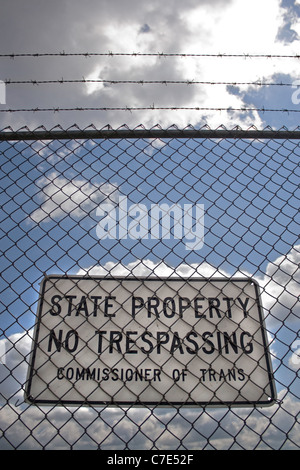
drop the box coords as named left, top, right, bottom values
left=25, top=276, right=276, bottom=407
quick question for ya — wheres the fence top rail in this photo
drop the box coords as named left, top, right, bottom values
left=1, top=126, right=300, bottom=141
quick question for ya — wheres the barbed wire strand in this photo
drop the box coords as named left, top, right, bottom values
left=0, top=106, right=299, bottom=113
left=3, top=78, right=296, bottom=87
left=1, top=52, right=300, bottom=59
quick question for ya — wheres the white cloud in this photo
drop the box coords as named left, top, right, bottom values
left=85, top=66, right=107, bottom=96
left=0, top=331, right=33, bottom=404
left=288, top=339, right=300, bottom=371
left=29, top=172, right=119, bottom=223
left=76, top=258, right=226, bottom=278
left=260, top=244, right=300, bottom=324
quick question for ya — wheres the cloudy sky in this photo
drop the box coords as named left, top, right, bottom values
left=0, top=0, right=300, bottom=129
left=0, top=0, right=300, bottom=451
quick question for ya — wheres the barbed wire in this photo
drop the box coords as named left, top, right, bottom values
left=0, top=106, right=299, bottom=113
left=1, top=52, right=300, bottom=59
left=1, top=52, right=298, bottom=116
left=3, top=78, right=296, bottom=87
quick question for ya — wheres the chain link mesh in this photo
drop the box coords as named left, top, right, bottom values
left=0, top=126, right=299, bottom=450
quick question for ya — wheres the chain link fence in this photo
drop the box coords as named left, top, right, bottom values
left=0, top=126, right=299, bottom=450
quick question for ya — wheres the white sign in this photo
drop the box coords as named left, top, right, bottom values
left=25, top=276, right=276, bottom=407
